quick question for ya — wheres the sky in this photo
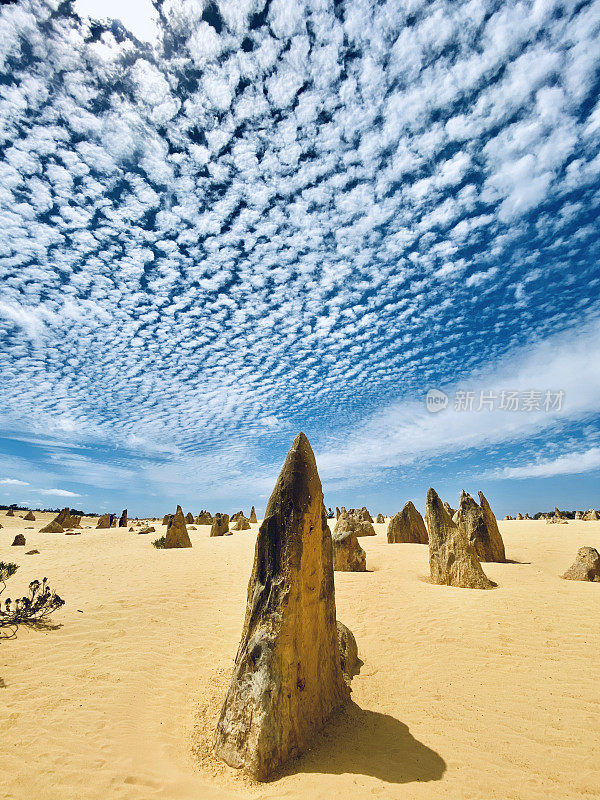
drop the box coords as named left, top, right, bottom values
left=0, top=0, right=599, bottom=518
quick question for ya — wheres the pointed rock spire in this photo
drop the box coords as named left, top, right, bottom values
left=164, top=505, right=192, bottom=548
left=477, top=491, right=506, bottom=562
left=425, top=488, right=493, bottom=589
left=387, top=501, right=428, bottom=544
left=214, top=432, right=349, bottom=780
left=249, top=506, right=257, bottom=523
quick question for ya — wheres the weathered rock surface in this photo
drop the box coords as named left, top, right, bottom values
left=11, top=534, right=25, bottom=546
left=24, top=510, right=36, bottom=521
left=387, top=501, right=428, bottom=544
left=583, top=509, right=600, bottom=521
left=185, top=512, right=194, bottom=524
left=249, top=506, right=257, bottom=523
left=561, top=547, right=600, bottom=582
left=118, top=509, right=127, bottom=527
left=332, top=525, right=366, bottom=572
left=164, top=506, right=192, bottom=549
left=453, top=491, right=506, bottom=563
left=443, top=502, right=456, bottom=518
left=196, top=510, right=213, bottom=525
left=232, top=516, right=251, bottom=531
left=333, top=511, right=376, bottom=538
left=337, top=621, right=360, bottom=683
left=348, top=506, right=373, bottom=522
left=40, top=520, right=65, bottom=533
left=477, top=492, right=506, bottom=562
left=96, top=513, right=111, bottom=529
left=6, top=508, right=15, bottom=517
left=138, top=526, right=155, bottom=535
left=425, top=488, right=493, bottom=589
left=162, top=514, right=172, bottom=526
left=230, top=510, right=244, bottom=522
left=210, top=513, right=230, bottom=537
left=26, top=549, right=39, bottom=555
left=214, top=432, right=349, bottom=780
left=376, top=513, right=385, bottom=523
left=516, top=512, right=523, bottom=520
left=335, top=506, right=340, bottom=519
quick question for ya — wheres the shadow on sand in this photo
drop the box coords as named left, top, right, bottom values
left=282, top=701, right=446, bottom=784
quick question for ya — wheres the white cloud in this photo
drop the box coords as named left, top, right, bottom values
left=317, top=314, right=600, bottom=481
left=488, top=447, right=600, bottom=480
left=0, top=478, right=29, bottom=486
left=38, top=488, right=82, bottom=498
left=74, top=0, right=160, bottom=43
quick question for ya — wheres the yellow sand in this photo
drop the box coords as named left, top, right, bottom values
left=1, top=511, right=599, bottom=800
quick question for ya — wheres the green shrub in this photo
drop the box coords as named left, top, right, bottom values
left=152, top=536, right=166, bottom=549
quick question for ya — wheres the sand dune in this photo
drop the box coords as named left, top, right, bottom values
left=1, top=512, right=599, bottom=799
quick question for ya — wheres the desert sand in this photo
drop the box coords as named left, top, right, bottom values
left=1, top=511, right=599, bottom=799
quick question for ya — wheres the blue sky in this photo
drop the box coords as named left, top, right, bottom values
left=0, top=0, right=599, bottom=518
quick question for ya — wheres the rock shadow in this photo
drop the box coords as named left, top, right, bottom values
left=282, top=701, right=446, bottom=784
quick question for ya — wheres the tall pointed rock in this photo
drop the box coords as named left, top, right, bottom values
left=214, top=432, right=349, bottom=780
left=164, top=505, right=192, bottom=548
left=425, top=488, right=493, bottom=589
left=477, top=491, right=506, bottom=562
left=387, top=501, right=428, bottom=544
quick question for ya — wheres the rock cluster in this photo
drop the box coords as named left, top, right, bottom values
left=425, top=488, right=493, bottom=589
left=55, top=507, right=82, bottom=528
left=561, top=547, right=600, bottom=582
left=96, top=513, right=111, bottom=529
left=196, top=511, right=213, bottom=525
left=24, top=510, right=36, bottom=521
left=387, top=501, right=428, bottom=544
left=376, top=513, right=385, bottom=523
left=232, top=516, right=251, bottom=531
left=41, top=507, right=81, bottom=533
left=583, top=509, right=600, bottom=521
left=214, top=433, right=350, bottom=780
left=210, top=513, right=230, bottom=537
left=333, top=510, right=376, bottom=538
left=164, top=506, right=192, bottom=549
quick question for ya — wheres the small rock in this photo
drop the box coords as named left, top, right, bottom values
left=561, top=547, right=600, bottom=582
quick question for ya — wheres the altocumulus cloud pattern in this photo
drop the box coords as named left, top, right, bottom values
left=0, top=0, right=599, bottom=512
